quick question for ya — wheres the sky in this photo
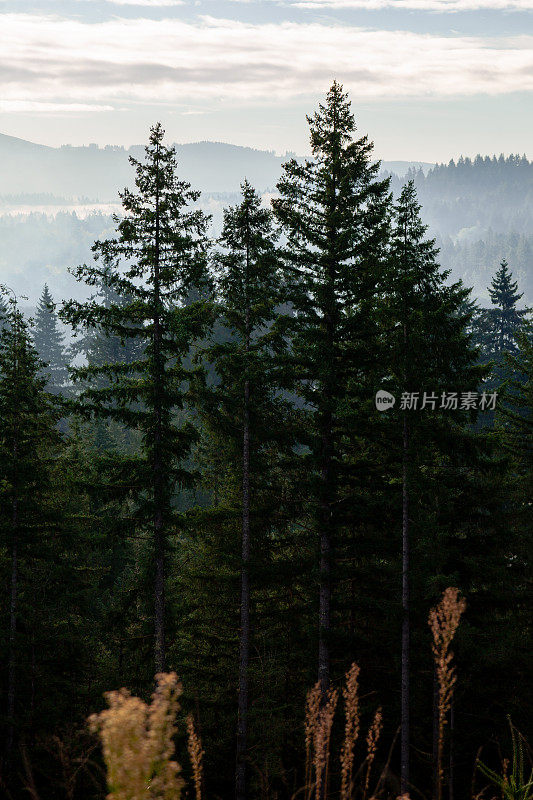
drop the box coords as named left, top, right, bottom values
left=1, top=0, right=532, bottom=161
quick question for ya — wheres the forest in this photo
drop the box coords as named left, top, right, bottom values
left=0, top=83, right=531, bottom=800
left=2, top=139, right=533, bottom=311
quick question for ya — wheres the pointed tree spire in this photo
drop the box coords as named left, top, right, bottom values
left=33, top=284, right=69, bottom=394
left=387, top=180, right=479, bottom=795
left=273, top=82, right=392, bottom=697
left=61, top=122, right=213, bottom=675
left=0, top=291, right=60, bottom=762
left=209, top=180, right=286, bottom=800
left=487, top=259, right=529, bottom=356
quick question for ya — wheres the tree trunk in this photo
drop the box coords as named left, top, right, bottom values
left=236, top=214, right=251, bottom=800
left=400, top=415, right=410, bottom=794
left=319, top=228, right=336, bottom=699
left=318, top=425, right=332, bottom=698
left=449, top=702, right=454, bottom=800
left=432, top=666, right=439, bottom=800
left=318, top=308, right=334, bottom=698
left=153, top=142, right=165, bottom=674
left=236, top=375, right=251, bottom=800
left=6, top=325, right=19, bottom=764
left=6, top=497, right=18, bottom=761
left=400, top=221, right=411, bottom=795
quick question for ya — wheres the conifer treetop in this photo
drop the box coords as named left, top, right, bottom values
left=488, top=259, right=524, bottom=312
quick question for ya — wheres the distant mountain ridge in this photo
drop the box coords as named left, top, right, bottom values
left=0, top=133, right=432, bottom=198
left=0, top=134, right=531, bottom=307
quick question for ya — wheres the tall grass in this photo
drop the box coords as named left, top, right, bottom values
left=429, top=587, right=466, bottom=800
left=89, top=587, right=470, bottom=800
left=88, top=672, right=185, bottom=800
left=340, top=663, right=360, bottom=800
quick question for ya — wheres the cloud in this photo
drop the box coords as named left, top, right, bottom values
left=1, top=12, right=532, bottom=117
left=232, top=0, right=533, bottom=8
left=0, top=100, right=113, bottom=113
left=104, top=0, right=185, bottom=6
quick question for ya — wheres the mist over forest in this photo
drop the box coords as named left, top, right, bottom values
left=1, top=82, right=531, bottom=800
left=1, top=133, right=530, bottom=308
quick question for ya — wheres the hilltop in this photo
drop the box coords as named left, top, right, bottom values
left=0, top=133, right=432, bottom=198
left=0, top=136, right=530, bottom=306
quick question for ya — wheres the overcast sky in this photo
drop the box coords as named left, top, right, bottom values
left=1, top=0, right=532, bottom=161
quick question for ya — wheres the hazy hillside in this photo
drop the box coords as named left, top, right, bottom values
left=0, top=133, right=431, bottom=198
left=0, top=134, right=531, bottom=306
left=415, top=155, right=532, bottom=303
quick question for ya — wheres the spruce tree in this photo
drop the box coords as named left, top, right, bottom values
left=61, top=123, right=212, bottom=674
left=498, top=324, right=532, bottom=528
left=204, top=181, right=291, bottom=800
left=0, top=293, right=60, bottom=763
left=272, top=82, right=391, bottom=694
left=487, top=260, right=529, bottom=356
left=32, top=284, right=69, bottom=394
left=384, top=181, right=481, bottom=793
left=474, top=260, right=530, bottom=425
left=475, top=260, right=530, bottom=368
left=73, top=268, right=144, bottom=384
left=0, top=295, right=8, bottom=331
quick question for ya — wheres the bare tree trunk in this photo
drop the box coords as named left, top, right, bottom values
left=317, top=417, right=332, bottom=800
left=317, top=99, right=340, bottom=705
left=449, top=702, right=455, bottom=800
left=236, top=375, right=251, bottom=800
left=153, top=141, right=165, bottom=674
left=236, top=213, right=251, bottom=800
left=6, top=320, right=19, bottom=764
left=154, top=504, right=165, bottom=673
left=318, top=309, right=334, bottom=701
left=432, top=666, right=439, bottom=800
left=318, top=429, right=332, bottom=698
left=6, top=497, right=18, bottom=761
left=400, top=415, right=410, bottom=794
left=318, top=282, right=335, bottom=699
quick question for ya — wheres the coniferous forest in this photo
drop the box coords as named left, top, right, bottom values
left=0, top=84, right=531, bottom=800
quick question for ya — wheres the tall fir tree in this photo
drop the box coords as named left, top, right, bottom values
left=384, top=181, right=482, bottom=793
left=72, top=267, right=144, bottom=383
left=272, top=81, right=391, bottom=695
left=487, top=259, right=529, bottom=357
left=497, top=324, right=532, bottom=598
left=0, top=293, right=61, bottom=764
left=498, top=324, right=533, bottom=477
left=32, top=284, right=69, bottom=394
left=61, top=123, right=212, bottom=674
left=205, top=181, right=291, bottom=800
left=473, top=260, right=530, bottom=426
left=0, top=294, right=8, bottom=331
left=474, top=260, right=530, bottom=370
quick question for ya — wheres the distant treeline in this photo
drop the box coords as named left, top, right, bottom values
left=388, top=153, right=533, bottom=238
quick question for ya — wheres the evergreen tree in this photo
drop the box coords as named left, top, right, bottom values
left=0, top=294, right=8, bottom=331
left=32, top=284, right=69, bottom=394
left=498, top=323, right=532, bottom=546
left=272, top=81, right=391, bottom=694
left=477, top=260, right=530, bottom=363
left=61, top=123, right=212, bottom=674
left=384, top=181, right=482, bottom=792
left=473, top=260, right=530, bottom=426
left=499, top=325, right=533, bottom=468
left=72, top=268, right=144, bottom=383
left=0, top=292, right=60, bottom=763
left=205, top=181, right=291, bottom=799
left=487, top=259, right=529, bottom=355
